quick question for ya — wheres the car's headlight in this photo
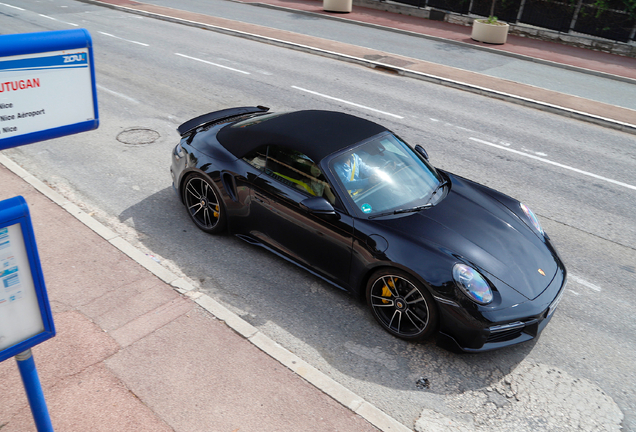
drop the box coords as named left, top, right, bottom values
left=453, top=264, right=493, bottom=305
left=520, top=203, right=544, bottom=236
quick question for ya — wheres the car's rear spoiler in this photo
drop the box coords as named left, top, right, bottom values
left=177, top=105, right=270, bottom=137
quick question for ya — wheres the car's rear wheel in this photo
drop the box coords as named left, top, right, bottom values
left=366, top=269, right=437, bottom=341
left=182, top=173, right=226, bottom=234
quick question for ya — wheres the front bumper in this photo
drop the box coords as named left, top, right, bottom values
left=437, top=265, right=567, bottom=352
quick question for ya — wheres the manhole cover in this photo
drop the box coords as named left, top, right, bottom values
left=117, top=127, right=160, bottom=145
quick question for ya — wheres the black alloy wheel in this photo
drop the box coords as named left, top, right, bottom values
left=183, top=174, right=226, bottom=234
left=366, top=269, right=438, bottom=341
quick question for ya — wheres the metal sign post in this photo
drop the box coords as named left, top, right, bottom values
left=0, top=28, right=99, bottom=431
left=16, top=349, right=54, bottom=432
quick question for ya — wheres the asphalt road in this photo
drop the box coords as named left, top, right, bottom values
left=1, top=1, right=635, bottom=431
left=139, top=0, right=636, bottom=111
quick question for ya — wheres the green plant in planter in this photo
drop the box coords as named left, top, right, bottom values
left=487, top=0, right=498, bottom=22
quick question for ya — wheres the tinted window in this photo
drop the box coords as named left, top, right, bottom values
left=244, top=145, right=336, bottom=204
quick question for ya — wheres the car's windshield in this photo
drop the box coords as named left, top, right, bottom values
left=330, top=133, right=442, bottom=216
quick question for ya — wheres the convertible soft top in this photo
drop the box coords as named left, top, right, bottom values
left=216, top=110, right=387, bottom=162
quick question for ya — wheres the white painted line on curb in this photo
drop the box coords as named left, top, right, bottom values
left=292, top=86, right=404, bottom=119
left=469, top=137, right=636, bottom=191
left=99, top=31, right=149, bottom=46
left=22, top=175, right=70, bottom=207
left=108, top=236, right=180, bottom=284
left=0, top=155, right=30, bottom=178
left=170, top=277, right=196, bottom=292
left=62, top=202, right=119, bottom=240
left=357, top=402, right=413, bottom=432
left=194, top=294, right=259, bottom=338
left=175, top=53, right=251, bottom=74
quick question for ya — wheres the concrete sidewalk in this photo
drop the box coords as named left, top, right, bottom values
left=0, top=156, right=398, bottom=431
left=81, top=0, right=636, bottom=134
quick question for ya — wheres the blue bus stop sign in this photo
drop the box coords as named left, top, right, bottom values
left=0, top=196, right=55, bottom=363
left=0, top=29, right=99, bottom=151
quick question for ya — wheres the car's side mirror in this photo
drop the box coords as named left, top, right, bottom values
left=415, top=145, right=429, bottom=160
left=300, top=197, right=339, bottom=219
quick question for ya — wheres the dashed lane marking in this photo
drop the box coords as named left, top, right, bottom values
left=570, top=274, right=602, bottom=292
left=175, top=53, right=250, bottom=75
left=99, top=31, right=149, bottom=46
left=292, top=86, right=403, bottom=119
left=39, top=13, right=78, bottom=26
left=0, top=2, right=24, bottom=10
left=97, top=84, right=139, bottom=104
left=469, top=137, right=636, bottom=191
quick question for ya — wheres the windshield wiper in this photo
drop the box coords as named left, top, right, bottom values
left=433, top=179, right=448, bottom=196
left=368, top=203, right=433, bottom=219
left=367, top=178, right=446, bottom=219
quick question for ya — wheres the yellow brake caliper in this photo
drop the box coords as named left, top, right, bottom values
left=381, top=279, right=395, bottom=304
left=213, top=204, right=219, bottom=218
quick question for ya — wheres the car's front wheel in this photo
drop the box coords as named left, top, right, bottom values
left=366, top=269, right=438, bottom=341
left=182, top=173, right=226, bottom=234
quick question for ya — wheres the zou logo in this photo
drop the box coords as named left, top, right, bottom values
left=63, top=54, right=85, bottom=63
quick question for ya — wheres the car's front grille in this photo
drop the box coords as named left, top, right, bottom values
left=486, top=319, right=540, bottom=343
left=487, top=328, right=524, bottom=343
left=487, top=321, right=525, bottom=343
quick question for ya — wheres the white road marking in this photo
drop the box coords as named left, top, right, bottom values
left=39, top=13, right=78, bottom=26
left=175, top=53, right=250, bottom=75
left=568, top=289, right=580, bottom=295
left=99, top=31, right=149, bottom=47
left=0, top=2, right=25, bottom=10
left=469, top=137, right=636, bottom=191
left=97, top=84, right=139, bottom=104
left=218, top=57, right=271, bottom=75
left=521, top=146, right=548, bottom=157
left=291, top=86, right=403, bottom=119
left=570, top=274, right=602, bottom=292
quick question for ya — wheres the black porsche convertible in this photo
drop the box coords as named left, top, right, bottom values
left=170, top=106, right=566, bottom=352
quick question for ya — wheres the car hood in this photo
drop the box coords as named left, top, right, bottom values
left=382, top=175, right=559, bottom=300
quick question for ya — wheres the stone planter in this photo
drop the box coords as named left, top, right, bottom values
left=323, top=0, right=352, bottom=12
left=471, top=19, right=510, bottom=44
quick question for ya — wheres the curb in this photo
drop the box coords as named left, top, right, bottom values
left=0, top=153, right=414, bottom=432
left=246, top=0, right=636, bottom=86
left=78, top=0, right=636, bottom=135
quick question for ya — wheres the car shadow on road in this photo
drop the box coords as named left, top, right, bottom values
left=119, top=186, right=537, bottom=398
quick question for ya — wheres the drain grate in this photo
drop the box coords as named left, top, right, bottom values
left=117, top=127, right=160, bottom=145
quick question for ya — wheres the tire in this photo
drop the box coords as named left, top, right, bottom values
left=182, top=173, right=226, bottom=234
left=366, top=269, right=438, bottom=341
